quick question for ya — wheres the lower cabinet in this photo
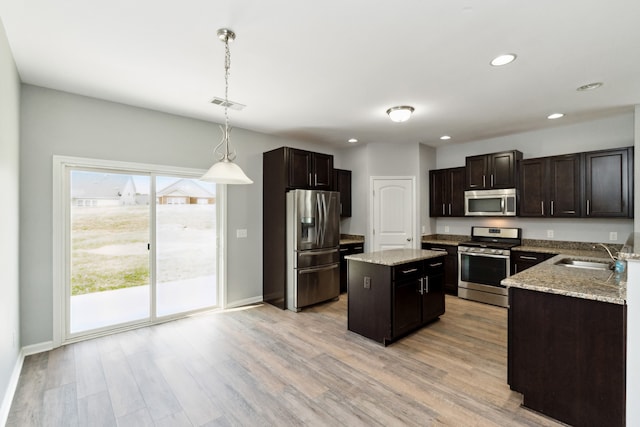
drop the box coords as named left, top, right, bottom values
left=348, top=256, right=445, bottom=345
left=422, top=243, right=458, bottom=295
left=339, top=242, right=364, bottom=293
left=508, top=288, right=626, bottom=426
left=510, top=251, right=556, bottom=275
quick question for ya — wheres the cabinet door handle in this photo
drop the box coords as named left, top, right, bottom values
left=430, top=248, right=447, bottom=252
left=314, top=173, right=318, bottom=186
left=429, top=262, right=443, bottom=267
left=586, top=199, right=590, bottom=215
left=442, top=204, right=445, bottom=215
left=551, top=200, right=554, bottom=216
left=491, top=174, right=494, bottom=187
left=340, top=248, right=349, bottom=252
left=448, top=203, right=452, bottom=215
left=418, top=277, right=424, bottom=295
left=424, top=276, right=430, bottom=293
left=354, top=246, right=363, bottom=250
left=520, top=256, right=538, bottom=261
left=541, top=201, right=544, bottom=215
left=483, top=175, right=486, bottom=188
left=308, top=173, right=312, bottom=186
left=402, top=268, right=418, bottom=274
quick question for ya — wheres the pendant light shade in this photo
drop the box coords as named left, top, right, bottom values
left=201, top=158, right=253, bottom=184
left=200, top=28, right=253, bottom=185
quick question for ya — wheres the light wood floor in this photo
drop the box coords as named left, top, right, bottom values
left=7, top=295, right=564, bottom=426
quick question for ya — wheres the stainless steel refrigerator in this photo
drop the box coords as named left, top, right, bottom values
left=286, top=189, right=340, bottom=312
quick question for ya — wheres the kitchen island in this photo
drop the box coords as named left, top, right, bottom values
left=345, top=249, right=446, bottom=346
left=503, top=253, right=626, bottom=427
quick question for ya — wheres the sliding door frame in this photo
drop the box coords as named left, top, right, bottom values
left=52, top=155, right=227, bottom=347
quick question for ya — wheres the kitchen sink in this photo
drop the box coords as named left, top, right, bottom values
left=554, top=258, right=613, bottom=270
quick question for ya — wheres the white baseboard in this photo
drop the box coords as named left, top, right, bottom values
left=22, top=341, right=54, bottom=356
left=0, top=349, right=25, bottom=426
left=225, top=296, right=264, bottom=309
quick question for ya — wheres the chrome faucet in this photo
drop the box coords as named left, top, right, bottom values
left=596, top=243, right=617, bottom=261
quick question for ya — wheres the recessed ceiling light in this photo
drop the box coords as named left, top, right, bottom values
left=547, top=113, right=565, bottom=120
left=348, top=138, right=358, bottom=143
left=440, top=135, right=451, bottom=140
left=490, top=53, right=517, bottom=66
left=577, top=82, right=603, bottom=91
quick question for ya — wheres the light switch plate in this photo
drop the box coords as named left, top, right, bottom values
left=610, top=232, right=618, bottom=241
left=236, top=229, right=247, bottom=238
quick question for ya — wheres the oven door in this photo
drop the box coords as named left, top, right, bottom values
left=458, top=252, right=510, bottom=288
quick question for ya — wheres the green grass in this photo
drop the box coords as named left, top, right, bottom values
left=71, top=204, right=216, bottom=295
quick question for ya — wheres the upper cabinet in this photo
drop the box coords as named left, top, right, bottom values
left=519, top=154, right=582, bottom=217
left=429, top=167, right=465, bottom=217
left=333, top=168, right=352, bottom=217
left=466, top=150, right=522, bottom=190
left=584, top=147, right=633, bottom=218
left=286, top=148, right=334, bottom=190
left=519, top=147, right=633, bottom=219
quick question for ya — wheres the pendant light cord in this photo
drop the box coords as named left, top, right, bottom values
left=214, top=32, right=235, bottom=161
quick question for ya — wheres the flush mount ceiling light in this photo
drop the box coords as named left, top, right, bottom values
left=386, top=106, right=415, bottom=123
left=201, top=28, right=253, bottom=185
left=348, top=138, right=358, bottom=143
left=490, top=53, right=517, bottom=66
left=547, top=113, right=565, bottom=120
left=440, top=135, right=451, bottom=140
left=577, top=82, right=603, bottom=91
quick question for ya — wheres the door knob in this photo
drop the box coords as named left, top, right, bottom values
left=406, top=238, right=412, bottom=242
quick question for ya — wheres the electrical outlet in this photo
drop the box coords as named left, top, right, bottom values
left=444, top=226, right=450, bottom=233
left=236, top=229, right=247, bottom=238
left=547, top=230, right=554, bottom=238
left=364, top=276, right=371, bottom=289
left=610, top=232, right=618, bottom=241
left=421, top=225, right=426, bottom=234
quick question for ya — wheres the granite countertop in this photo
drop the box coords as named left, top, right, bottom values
left=421, top=234, right=467, bottom=246
left=345, top=248, right=445, bottom=266
left=503, top=254, right=626, bottom=305
left=340, top=234, right=365, bottom=245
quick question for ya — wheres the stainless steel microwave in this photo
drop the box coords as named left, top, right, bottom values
left=464, top=188, right=517, bottom=216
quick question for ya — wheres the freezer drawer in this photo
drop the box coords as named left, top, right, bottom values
left=296, top=248, right=339, bottom=269
left=288, top=262, right=340, bottom=311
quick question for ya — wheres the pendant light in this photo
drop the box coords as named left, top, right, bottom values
left=201, top=28, right=253, bottom=184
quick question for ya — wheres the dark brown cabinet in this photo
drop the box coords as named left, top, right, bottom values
left=348, top=256, right=445, bottom=345
left=288, top=148, right=334, bottom=190
left=508, top=288, right=626, bottom=427
left=466, top=150, right=522, bottom=190
left=339, top=241, right=363, bottom=293
left=584, top=147, right=633, bottom=218
left=510, top=251, right=555, bottom=275
left=333, top=168, right=352, bottom=217
left=519, top=154, right=581, bottom=217
left=262, top=147, right=335, bottom=309
left=429, top=167, right=465, bottom=217
left=421, top=243, right=458, bottom=295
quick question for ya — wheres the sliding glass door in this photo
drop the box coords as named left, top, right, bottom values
left=155, top=176, right=217, bottom=317
left=65, top=166, right=218, bottom=339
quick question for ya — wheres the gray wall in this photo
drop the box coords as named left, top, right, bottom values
left=19, top=85, right=339, bottom=346
left=0, top=17, right=21, bottom=418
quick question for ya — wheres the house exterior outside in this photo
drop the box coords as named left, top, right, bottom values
left=156, top=179, right=215, bottom=205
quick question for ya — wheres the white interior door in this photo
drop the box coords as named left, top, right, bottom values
left=370, top=177, right=416, bottom=251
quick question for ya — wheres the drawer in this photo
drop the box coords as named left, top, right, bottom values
left=512, top=251, right=555, bottom=263
left=392, top=261, right=423, bottom=282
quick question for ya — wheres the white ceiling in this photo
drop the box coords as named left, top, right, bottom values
left=1, top=0, right=639, bottom=148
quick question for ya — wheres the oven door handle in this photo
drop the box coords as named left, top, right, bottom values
left=459, top=252, right=509, bottom=260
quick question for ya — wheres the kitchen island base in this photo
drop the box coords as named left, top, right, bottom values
left=346, top=250, right=445, bottom=346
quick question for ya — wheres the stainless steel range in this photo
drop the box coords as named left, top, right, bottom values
left=458, top=226, right=522, bottom=307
